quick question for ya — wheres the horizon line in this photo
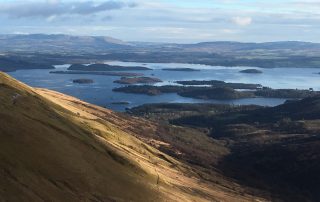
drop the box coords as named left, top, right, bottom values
left=1, top=33, right=318, bottom=45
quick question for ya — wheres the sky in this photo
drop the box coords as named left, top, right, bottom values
left=0, top=0, right=319, bottom=43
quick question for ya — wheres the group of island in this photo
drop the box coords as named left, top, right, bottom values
left=57, top=63, right=320, bottom=103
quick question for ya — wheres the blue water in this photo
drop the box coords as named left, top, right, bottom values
left=8, top=62, right=320, bottom=111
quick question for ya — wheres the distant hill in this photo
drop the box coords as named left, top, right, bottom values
left=131, top=40, right=320, bottom=53
left=176, top=41, right=320, bottom=52
left=0, top=34, right=132, bottom=53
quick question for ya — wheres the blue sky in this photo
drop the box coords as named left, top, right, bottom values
left=0, top=0, right=319, bottom=43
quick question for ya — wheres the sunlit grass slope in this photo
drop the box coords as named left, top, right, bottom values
left=0, top=72, right=264, bottom=201
left=0, top=72, right=168, bottom=201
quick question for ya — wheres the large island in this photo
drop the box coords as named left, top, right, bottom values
left=176, top=80, right=262, bottom=89
left=0, top=56, right=54, bottom=72
left=113, top=84, right=320, bottom=100
left=50, top=70, right=143, bottom=77
left=68, top=63, right=151, bottom=71
left=113, top=85, right=255, bottom=99
left=114, top=77, right=162, bottom=84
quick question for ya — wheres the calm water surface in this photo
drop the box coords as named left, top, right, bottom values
left=8, top=62, right=320, bottom=111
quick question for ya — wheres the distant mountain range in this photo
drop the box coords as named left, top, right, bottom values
left=1, top=34, right=320, bottom=69
left=1, top=34, right=320, bottom=54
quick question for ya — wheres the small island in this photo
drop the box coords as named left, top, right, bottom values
left=111, top=101, right=130, bottom=105
left=73, top=79, right=94, bottom=84
left=68, top=64, right=151, bottom=71
left=114, top=77, right=162, bottom=85
left=239, top=69, right=263, bottom=74
left=162, top=68, right=200, bottom=72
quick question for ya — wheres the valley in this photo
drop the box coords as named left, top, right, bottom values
left=127, top=101, right=320, bottom=201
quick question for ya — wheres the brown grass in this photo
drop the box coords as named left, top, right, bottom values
left=0, top=72, right=266, bottom=201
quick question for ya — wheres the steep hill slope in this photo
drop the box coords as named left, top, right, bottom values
left=0, top=72, right=265, bottom=201
left=0, top=72, right=162, bottom=201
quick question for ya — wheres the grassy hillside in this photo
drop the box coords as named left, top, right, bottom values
left=0, top=72, right=265, bottom=201
left=0, top=72, right=161, bottom=201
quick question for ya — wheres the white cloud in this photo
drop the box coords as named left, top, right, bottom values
left=0, top=1, right=137, bottom=18
left=232, top=16, right=252, bottom=26
left=1, top=1, right=320, bottom=42
left=46, top=15, right=57, bottom=22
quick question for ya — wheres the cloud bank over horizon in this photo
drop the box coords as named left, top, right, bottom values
left=0, top=0, right=319, bottom=43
